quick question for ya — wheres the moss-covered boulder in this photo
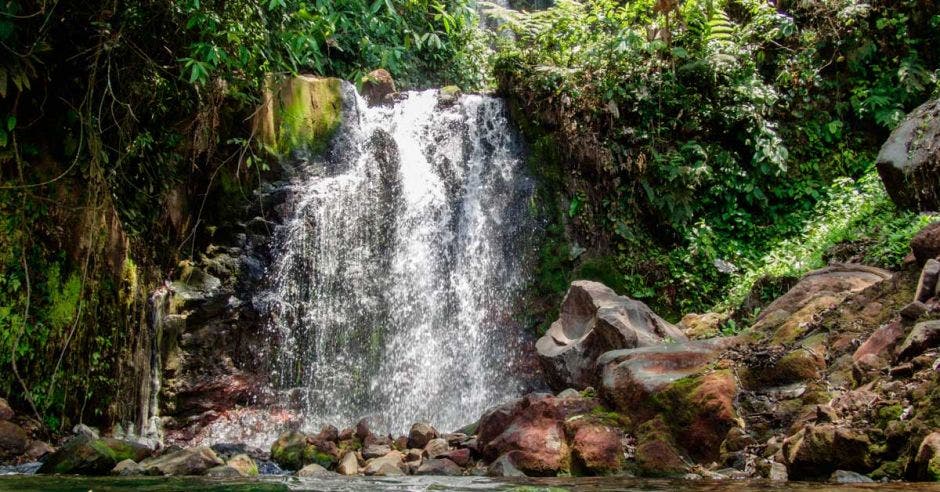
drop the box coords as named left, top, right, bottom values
left=37, top=436, right=152, bottom=475
left=910, top=432, right=940, bottom=481
left=271, top=430, right=308, bottom=470
left=254, top=75, right=343, bottom=155
left=360, top=69, right=396, bottom=106
left=783, top=424, right=872, bottom=480
left=633, top=417, right=689, bottom=477
left=138, top=446, right=224, bottom=476
left=226, top=453, right=259, bottom=477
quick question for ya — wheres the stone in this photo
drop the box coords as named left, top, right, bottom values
left=916, top=259, right=940, bottom=302
left=373, top=462, right=405, bottom=476
left=875, top=98, right=940, bottom=211
left=297, top=463, right=332, bottom=477
left=416, top=458, right=463, bottom=476
left=205, top=465, right=242, bottom=477
left=227, top=453, right=258, bottom=477
left=912, top=222, right=940, bottom=264
left=337, top=451, right=359, bottom=476
left=477, top=393, right=597, bottom=475
left=438, top=86, right=462, bottom=107
left=405, top=448, right=423, bottom=462
left=362, top=443, right=391, bottom=460
left=0, top=420, right=29, bottom=459
left=355, top=418, right=371, bottom=441
left=830, top=469, right=874, bottom=483
left=768, top=461, right=788, bottom=481
left=37, top=436, right=151, bottom=475
left=752, top=264, right=892, bottom=343
left=393, top=435, right=409, bottom=450
left=680, top=312, right=725, bottom=339
left=360, top=69, right=396, bottom=107
left=569, top=421, right=623, bottom=474
left=897, top=320, right=940, bottom=360
left=270, top=430, right=307, bottom=470
left=26, top=440, right=54, bottom=460
left=314, top=425, right=339, bottom=443
left=854, top=320, right=906, bottom=363
left=487, top=451, right=527, bottom=477
left=443, top=433, right=468, bottom=446
left=557, top=388, right=580, bottom=398
left=73, top=423, right=100, bottom=440
left=442, top=448, right=471, bottom=467
left=910, top=431, right=940, bottom=481
left=111, top=459, right=143, bottom=476
left=634, top=418, right=689, bottom=477
left=536, top=280, right=687, bottom=390
left=0, top=398, right=13, bottom=421
left=338, top=427, right=354, bottom=441
left=138, top=446, right=224, bottom=476
left=423, top=438, right=449, bottom=459
left=253, top=75, right=343, bottom=154
left=408, top=422, right=438, bottom=449
left=783, top=424, right=872, bottom=480
left=363, top=450, right=404, bottom=475
left=901, top=301, right=929, bottom=319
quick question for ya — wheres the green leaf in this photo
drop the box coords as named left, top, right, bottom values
left=7, top=116, right=15, bottom=131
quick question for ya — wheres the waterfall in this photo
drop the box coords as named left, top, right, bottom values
left=261, top=83, right=539, bottom=435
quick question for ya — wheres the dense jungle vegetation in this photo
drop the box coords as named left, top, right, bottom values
left=0, top=0, right=938, bottom=433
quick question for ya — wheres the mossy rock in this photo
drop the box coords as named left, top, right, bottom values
left=37, top=436, right=151, bottom=475
left=255, top=76, right=343, bottom=156
left=271, top=430, right=308, bottom=471
left=303, top=445, right=337, bottom=469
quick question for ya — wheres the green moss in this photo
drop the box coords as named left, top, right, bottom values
left=303, top=445, right=337, bottom=468
left=278, top=77, right=342, bottom=155
left=878, top=404, right=904, bottom=426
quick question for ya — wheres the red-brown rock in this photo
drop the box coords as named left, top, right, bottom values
left=568, top=421, right=623, bottom=474
left=0, top=398, right=13, bottom=421
left=911, top=222, right=940, bottom=264
left=854, top=320, right=906, bottom=363
left=0, top=420, right=28, bottom=459
left=360, top=69, right=396, bottom=107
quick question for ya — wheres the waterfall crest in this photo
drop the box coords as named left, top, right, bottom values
left=262, top=83, right=539, bottom=435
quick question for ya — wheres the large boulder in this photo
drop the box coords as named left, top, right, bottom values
left=415, top=458, right=463, bottom=476
left=896, top=320, right=940, bottom=360
left=477, top=393, right=597, bottom=476
left=138, top=446, right=225, bottom=476
left=909, top=431, right=940, bottom=481
left=876, top=98, right=940, bottom=211
left=750, top=264, right=891, bottom=344
left=536, top=281, right=687, bottom=390
left=0, top=420, right=28, bottom=460
left=911, top=222, right=940, bottom=265
left=37, top=435, right=151, bottom=475
left=408, top=422, right=437, bottom=449
left=598, top=338, right=739, bottom=462
left=567, top=420, right=623, bottom=474
left=783, top=424, right=872, bottom=480
left=253, top=75, right=344, bottom=154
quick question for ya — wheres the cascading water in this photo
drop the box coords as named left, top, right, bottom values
left=262, top=83, right=540, bottom=435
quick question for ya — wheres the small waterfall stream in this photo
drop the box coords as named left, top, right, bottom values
left=262, top=84, right=539, bottom=435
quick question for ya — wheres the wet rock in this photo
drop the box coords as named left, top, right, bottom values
left=363, top=450, right=404, bottom=475
left=875, top=98, right=940, bottom=211
left=753, top=264, right=892, bottom=343
left=909, top=431, right=940, bottom=481
left=438, top=86, right=462, bottom=107
left=314, top=425, right=339, bottom=443
left=478, top=393, right=596, bottom=475
left=830, top=469, right=874, bottom=483
left=536, top=280, right=687, bottom=390
left=783, top=424, right=872, bottom=479
left=205, top=465, right=242, bottom=477
left=0, top=420, right=29, bottom=459
left=111, top=459, right=143, bottom=476
left=442, top=448, right=471, bottom=467
left=0, top=398, right=12, bottom=421
left=768, top=461, right=788, bottom=481
left=337, top=451, right=359, bottom=475
left=360, top=69, right=396, bottom=107
left=25, top=440, right=54, bottom=460
left=404, top=448, right=423, bottom=462
left=355, top=419, right=371, bottom=441
left=227, top=453, right=258, bottom=477
left=416, top=458, right=462, bottom=476
left=443, top=433, right=468, bottom=446
left=408, top=422, right=437, bottom=449
left=423, top=438, right=449, bottom=459
left=37, top=436, right=151, bottom=475
left=569, top=421, right=623, bottom=474
left=138, top=446, right=224, bottom=476
left=912, top=222, right=940, bottom=264
left=634, top=418, right=689, bottom=477
left=915, top=259, right=940, bottom=302
left=271, top=430, right=307, bottom=470
left=896, top=320, right=940, bottom=360
left=362, top=443, right=391, bottom=460
left=487, top=451, right=527, bottom=477
left=296, top=463, right=332, bottom=477
left=338, top=427, right=354, bottom=441
left=393, top=435, right=409, bottom=450
left=374, top=462, right=405, bottom=476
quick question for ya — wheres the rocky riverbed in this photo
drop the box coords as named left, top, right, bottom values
left=2, top=220, right=940, bottom=485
